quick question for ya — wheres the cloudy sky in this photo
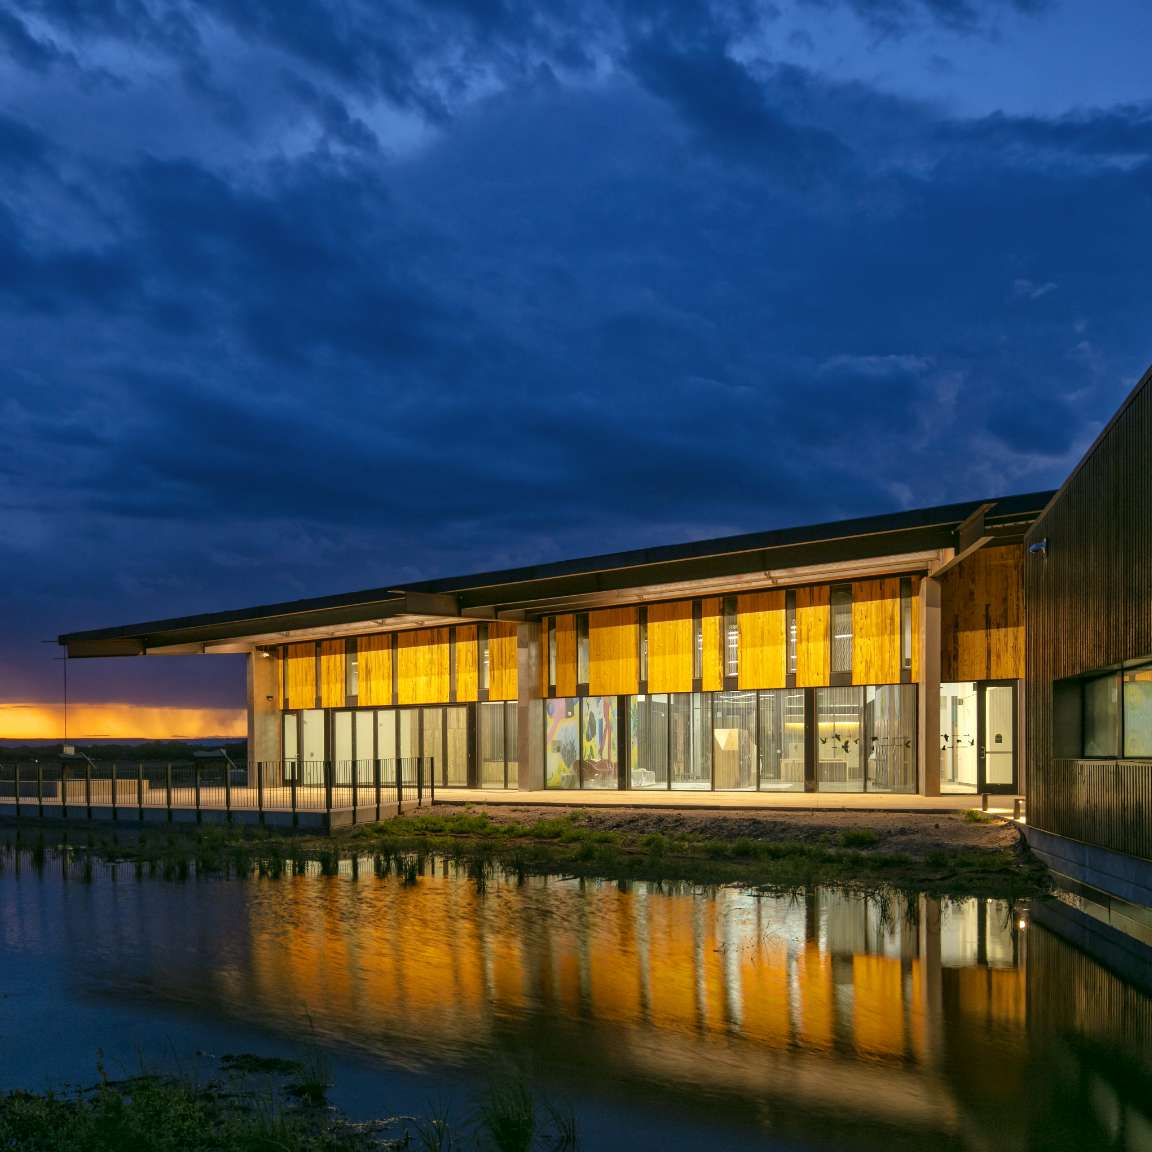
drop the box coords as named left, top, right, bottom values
left=1, top=0, right=1150, bottom=734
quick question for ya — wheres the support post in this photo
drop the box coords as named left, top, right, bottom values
left=137, top=762, right=144, bottom=820
left=917, top=575, right=942, bottom=796
left=257, top=760, right=265, bottom=825
left=323, top=759, right=333, bottom=815
left=13, top=763, right=20, bottom=817
left=374, top=757, right=381, bottom=822
left=165, top=763, right=173, bottom=821
left=85, top=758, right=92, bottom=821
left=194, top=762, right=202, bottom=822
left=247, top=650, right=281, bottom=766
left=224, top=759, right=232, bottom=821
left=516, top=621, right=544, bottom=791
left=110, top=761, right=117, bottom=819
left=36, top=761, right=43, bottom=818
left=61, top=760, right=68, bottom=818
left=396, top=758, right=404, bottom=815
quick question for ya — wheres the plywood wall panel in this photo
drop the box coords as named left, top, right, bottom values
left=455, top=625, right=478, bottom=703
left=851, top=578, right=901, bottom=686
left=318, top=640, right=346, bottom=709
left=357, top=634, right=393, bottom=706
left=284, top=642, right=316, bottom=710
left=795, top=585, right=830, bottom=687
left=910, top=576, right=922, bottom=684
left=940, top=545, right=1023, bottom=682
left=488, top=622, right=518, bottom=702
left=555, top=615, right=578, bottom=697
left=589, top=607, right=638, bottom=696
left=700, top=598, right=723, bottom=692
left=647, top=600, right=694, bottom=694
left=397, top=628, right=451, bottom=705
left=737, top=591, right=786, bottom=690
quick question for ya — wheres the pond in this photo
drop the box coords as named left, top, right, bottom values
left=1, top=839, right=1150, bottom=1151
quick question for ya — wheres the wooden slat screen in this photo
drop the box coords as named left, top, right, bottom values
left=646, top=600, right=694, bottom=694
left=455, top=625, right=478, bottom=702
left=701, top=598, right=723, bottom=692
left=941, top=545, right=1024, bottom=682
left=318, top=639, right=346, bottom=709
left=737, top=591, right=786, bottom=690
left=357, top=634, right=392, bottom=706
left=488, top=622, right=518, bottom=702
left=397, top=627, right=450, bottom=705
left=795, top=585, right=830, bottom=687
left=284, top=642, right=316, bottom=710
left=851, top=578, right=901, bottom=686
left=555, top=614, right=578, bottom=697
left=588, top=607, right=639, bottom=696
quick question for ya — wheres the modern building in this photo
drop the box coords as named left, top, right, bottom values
left=60, top=492, right=1051, bottom=800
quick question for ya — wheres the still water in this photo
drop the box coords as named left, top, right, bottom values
left=1, top=843, right=1150, bottom=1151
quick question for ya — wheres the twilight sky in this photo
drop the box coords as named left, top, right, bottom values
left=1, top=0, right=1150, bottom=736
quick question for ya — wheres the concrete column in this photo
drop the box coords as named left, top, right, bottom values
left=516, top=621, right=544, bottom=790
left=247, top=649, right=280, bottom=767
left=917, top=575, right=942, bottom=796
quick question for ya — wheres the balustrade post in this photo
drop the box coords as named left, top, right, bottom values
left=225, top=759, right=232, bottom=821
left=61, top=760, right=68, bottom=819
left=165, top=762, right=173, bottom=821
left=351, top=761, right=359, bottom=824
left=194, top=762, right=202, bottom=822
left=373, top=758, right=381, bottom=822
left=257, top=761, right=265, bottom=826
left=36, top=761, right=44, bottom=819
left=84, top=758, right=92, bottom=821
left=290, top=762, right=298, bottom=822
left=324, top=760, right=333, bottom=815
left=137, top=762, right=144, bottom=820
left=396, top=757, right=403, bottom=816
left=110, top=761, right=118, bottom=820
left=13, top=763, right=20, bottom=818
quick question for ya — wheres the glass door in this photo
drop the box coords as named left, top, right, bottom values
left=979, top=682, right=1017, bottom=793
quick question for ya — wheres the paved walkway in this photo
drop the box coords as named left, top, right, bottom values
left=434, top=787, right=1018, bottom=814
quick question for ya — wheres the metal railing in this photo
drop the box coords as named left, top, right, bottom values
left=0, top=758, right=435, bottom=825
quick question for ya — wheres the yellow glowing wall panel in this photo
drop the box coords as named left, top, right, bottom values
left=488, top=622, right=518, bottom=702
left=700, top=597, right=723, bottom=692
left=852, top=954, right=906, bottom=1057
left=397, top=628, right=451, bottom=705
left=318, top=639, right=346, bottom=709
left=646, top=600, right=694, bottom=694
left=455, top=625, right=478, bottom=703
left=588, top=607, right=638, bottom=696
left=555, top=614, right=578, bottom=697
left=539, top=621, right=549, bottom=698
left=357, top=634, right=393, bottom=706
left=737, top=590, right=786, bottom=690
left=910, top=575, right=922, bottom=684
left=940, top=545, right=1024, bottom=682
left=851, top=578, right=901, bottom=686
left=795, top=585, right=830, bottom=688
left=284, top=642, right=315, bottom=710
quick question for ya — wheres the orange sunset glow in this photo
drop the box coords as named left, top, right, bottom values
left=0, top=702, right=246, bottom=741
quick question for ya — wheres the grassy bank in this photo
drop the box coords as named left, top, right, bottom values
left=0, top=1058, right=576, bottom=1151
left=3, top=806, right=1049, bottom=897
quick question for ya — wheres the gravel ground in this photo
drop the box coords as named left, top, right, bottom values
left=427, top=804, right=1020, bottom=858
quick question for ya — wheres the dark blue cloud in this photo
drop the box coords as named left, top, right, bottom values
left=0, top=0, right=1148, bottom=711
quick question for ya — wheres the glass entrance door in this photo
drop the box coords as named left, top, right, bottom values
left=979, top=681, right=1017, bottom=793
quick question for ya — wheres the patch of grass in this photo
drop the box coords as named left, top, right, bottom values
left=963, top=809, right=997, bottom=824
left=839, top=828, right=880, bottom=848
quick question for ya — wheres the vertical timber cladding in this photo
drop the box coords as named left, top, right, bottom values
left=795, top=586, right=830, bottom=688
left=851, top=578, right=901, bottom=686
left=737, top=591, right=786, bottom=690
left=284, top=642, right=316, bottom=709
left=910, top=576, right=923, bottom=683
left=488, top=621, right=518, bottom=702
left=397, top=628, right=451, bottom=705
left=319, top=640, right=346, bottom=708
left=455, top=625, right=479, bottom=702
left=555, top=615, right=578, bottom=696
left=357, top=634, right=393, bottom=706
left=588, top=607, right=639, bottom=695
left=700, top=598, right=723, bottom=691
left=1025, top=368, right=1152, bottom=861
left=647, top=600, right=694, bottom=693
left=940, top=545, right=1024, bottom=681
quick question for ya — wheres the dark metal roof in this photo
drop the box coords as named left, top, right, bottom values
left=59, top=490, right=1055, bottom=655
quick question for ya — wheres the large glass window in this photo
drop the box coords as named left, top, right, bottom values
left=445, top=706, right=469, bottom=786
left=713, top=690, right=757, bottom=790
left=816, top=688, right=863, bottom=791
left=479, top=701, right=507, bottom=788
left=300, top=709, right=326, bottom=786
left=282, top=714, right=298, bottom=770
left=354, top=711, right=374, bottom=783
left=545, top=699, right=579, bottom=788
left=1123, top=667, right=1152, bottom=758
left=830, top=585, right=853, bottom=675
left=723, top=597, right=739, bottom=680
left=333, top=710, right=353, bottom=766
left=581, top=696, right=619, bottom=788
left=940, top=682, right=978, bottom=792
left=630, top=695, right=669, bottom=789
left=1083, top=674, right=1120, bottom=757
left=865, top=685, right=916, bottom=793
left=671, top=693, right=710, bottom=789
left=759, top=690, right=805, bottom=791
left=505, top=703, right=519, bottom=788
left=345, top=639, right=359, bottom=699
